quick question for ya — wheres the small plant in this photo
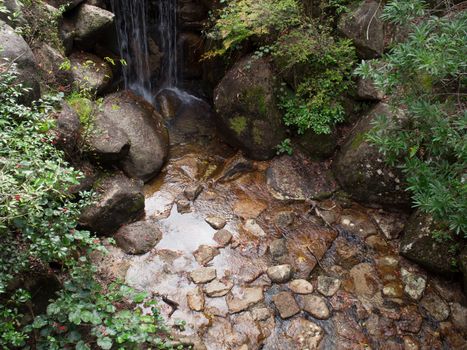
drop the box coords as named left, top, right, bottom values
left=276, top=138, right=293, bottom=155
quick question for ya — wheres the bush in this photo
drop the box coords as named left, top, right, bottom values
left=0, top=64, right=171, bottom=349
left=355, top=0, right=467, bottom=237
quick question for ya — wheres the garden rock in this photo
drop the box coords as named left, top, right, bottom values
left=69, top=52, right=112, bottom=95
left=114, top=221, right=162, bottom=255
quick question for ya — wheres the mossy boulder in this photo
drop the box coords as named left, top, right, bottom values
left=213, top=55, right=286, bottom=160
left=0, top=20, right=41, bottom=105
left=69, top=51, right=113, bottom=95
left=296, top=129, right=337, bottom=159
left=400, top=210, right=460, bottom=275
left=333, top=103, right=411, bottom=207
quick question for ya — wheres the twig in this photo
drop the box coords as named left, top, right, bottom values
left=366, top=0, right=382, bottom=41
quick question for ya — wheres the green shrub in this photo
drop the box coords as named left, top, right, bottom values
left=355, top=0, right=467, bottom=237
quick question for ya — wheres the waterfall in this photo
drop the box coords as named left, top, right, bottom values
left=110, top=0, right=153, bottom=101
left=158, top=0, right=179, bottom=88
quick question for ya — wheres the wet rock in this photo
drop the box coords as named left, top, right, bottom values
left=187, top=286, right=205, bottom=312
left=333, top=103, right=411, bottom=208
left=302, top=295, right=330, bottom=320
left=370, top=210, right=407, bottom=240
left=365, top=235, right=389, bottom=252
left=204, top=279, right=233, bottom=297
left=176, top=198, right=191, bottom=214
left=114, top=221, right=162, bottom=255
left=65, top=4, right=114, bottom=46
left=272, top=291, right=300, bottom=319
left=190, top=267, right=217, bottom=284
left=243, top=219, right=266, bottom=237
left=267, top=153, right=338, bottom=201
left=213, top=229, right=232, bottom=247
left=289, top=279, right=313, bottom=294
left=296, top=129, right=337, bottom=159
left=217, top=152, right=254, bottom=183
left=340, top=208, right=378, bottom=239
left=420, top=292, right=450, bottom=321
left=193, top=245, right=219, bottom=266
left=0, top=20, right=40, bottom=105
left=397, top=305, right=423, bottom=333
left=226, top=287, right=264, bottom=313
left=317, top=276, right=341, bottom=297
left=252, top=307, right=272, bottom=321
left=337, top=0, right=385, bottom=58
left=55, top=102, right=81, bottom=157
left=267, top=264, right=293, bottom=283
left=382, top=281, right=404, bottom=299
left=400, top=210, right=459, bottom=275
left=184, top=184, right=203, bottom=201
left=450, top=302, right=467, bottom=333
left=403, top=336, right=420, bottom=350
left=179, top=32, right=204, bottom=79
left=349, top=263, right=379, bottom=297
left=286, top=318, right=324, bottom=349
left=335, top=237, right=360, bottom=266
left=69, top=51, right=112, bottom=94
left=233, top=198, right=267, bottom=219
left=274, top=211, right=295, bottom=228
left=98, top=91, right=169, bottom=182
left=213, top=55, right=286, bottom=160
left=79, top=174, right=144, bottom=235
left=400, top=268, right=426, bottom=300
left=205, top=216, right=226, bottom=229
left=269, top=239, right=288, bottom=259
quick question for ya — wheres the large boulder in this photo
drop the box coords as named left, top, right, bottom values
left=79, top=174, right=145, bottom=235
left=0, top=20, right=40, bottom=104
left=213, top=55, right=286, bottom=160
left=400, top=210, right=459, bottom=275
left=44, top=0, right=84, bottom=11
left=33, top=43, right=73, bottom=90
left=69, top=51, right=113, bottom=94
left=0, top=0, right=27, bottom=27
left=115, top=221, right=162, bottom=255
left=337, top=0, right=385, bottom=58
left=96, top=91, right=169, bottom=182
left=333, top=103, right=411, bottom=208
left=54, top=102, right=81, bottom=158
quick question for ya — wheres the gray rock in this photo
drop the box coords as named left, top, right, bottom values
left=243, top=219, right=266, bottom=237
left=420, top=292, right=450, bottom=321
left=33, top=43, right=73, bottom=89
left=302, top=295, right=330, bottom=320
left=274, top=211, right=295, bottom=228
left=333, top=103, right=411, bottom=208
left=79, top=174, right=144, bottom=235
left=190, top=267, right=217, bottom=284
left=289, top=279, right=313, bottom=295
left=0, top=0, right=27, bottom=27
left=226, top=287, right=264, bottom=313
left=296, top=129, right=337, bottom=160
left=213, top=55, right=286, bottom=160
left=400, top=268, right=426, bottom=300
left=251, top=307, right=272, bottom=321
left=176, top=199, right=191, bottom=214
left=114, top=221, right=161, bottom=255
left=270, top=239, right=288, bottom=259
left=205, top=216, right=226, bottom=230
left=0, top=20, right=40, bottom=105
left=204, top=279, right=233, bottom=297
left=356, top=76, right=384, bottom=101
left=267, top=265, right=293, bottom=283
left=67, top=4, right=114, bottom=45
left=187, top=286, right=205, bottom=312
left=213, top=229, right=232, bottom=247
left=55, top=102, right=81, bottom=157
left=69, top=52, right=112, bottom=95
left=98, top=91, right=169, bottom=182
left=400, top=210, right=459, bottom=274
left=272, top=291, right=300, bottom=319
left=317, top=276, right=341, bottom=297
left=45, top=0, right=84, bottom=11
left=193, top=245, right=219, bottom=266
left=184, top=184, right=203, bottom=201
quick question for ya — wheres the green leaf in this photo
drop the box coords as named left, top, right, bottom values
left=97, top=336, right=113, bottom=350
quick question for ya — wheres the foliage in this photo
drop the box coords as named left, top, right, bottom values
left=274, top=24, right=356, bottom=134
left=276, top=138, right=293, bottom=155
left=205, top=0, right=302, bottom=57
left=355, top=1, right=466, bottom=237
left=0, top=65, right=171, bottom=349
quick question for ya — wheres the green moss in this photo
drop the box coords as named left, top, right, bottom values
left=230, top=116, right=247, bottom=135
left=252, top=125, right=263, bottom=145
left=66, top=93, right=94, bottom=127
left=241, top=86, right=267, bottom=117
left=350, top=131, right=367, bottom=150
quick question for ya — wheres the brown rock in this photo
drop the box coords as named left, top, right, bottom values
left=272, top=291, right=300, bottom=319
left=193, top=245, right=219, bottom=266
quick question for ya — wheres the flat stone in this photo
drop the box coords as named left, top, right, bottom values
left=205, top=216, right=226, bottom=229
left=317, top=276, right=341, bottom=297
left=114, top=220, right=161, bottom=255
left=233, top=198, right=267, bottom=219
left=287, top=318, right=324, bottom=349
left=274, top=211, right=295, bottom=227
left=193, top=245, right=219, bottom=266
left=289, top=279, right=313, bottom=294
left=398, top=306, right=423, bottom=333
left=340, top=209, right=377, bottom=238
left=184, top=184, right=203, bottom=201
left=190, top=267, right=217, bottom=284
left=349, top=263, right=379, bottom=297
left=187, top=287, right=205, bottom=312
left=243, top=219, right=266, bottom=237
left=204, top=279, right=233, bottom=297
left=252, top=307, right=272, bottom=321
left=272, top=291, right=300, bottom=319
left=267, top=264, right=293, bottom=283
left=213, top=229, right=232, bottom=247
left=226, top=287, right=264, bottom=313
left=302, top=295, right=330, bottom=320
left=421, top=292, right=450, bottom=321
left=176, top=199, right=191, bottom=214
left=401, top=268, right=426, bottom=300
left=382, top=281, right=404, bottom=298
left=269, top=239, right=287, bottom=258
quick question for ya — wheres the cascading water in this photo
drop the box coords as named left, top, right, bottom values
left=158, top=0, right=179, bottom=88
left=110, top=0, right=153, bottom=101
